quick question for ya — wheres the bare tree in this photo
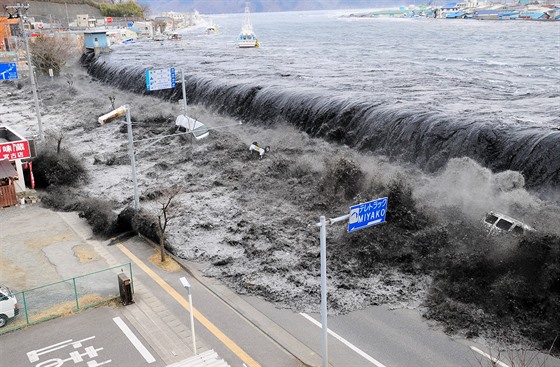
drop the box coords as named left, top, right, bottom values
left=156, top=185, right=181, bottom=262
left=46, top=127, right=65, bottom=154
left=30, top=35, right=79, bottom=76
left=137, top=1, right=151, bottom=18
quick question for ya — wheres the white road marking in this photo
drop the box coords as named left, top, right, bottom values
left=470, top=346, right=511, bottom=367
left=300, top=312, right=387, bottom=367
left=27, top=337, right=95, bottom=362
left=113, top=316, right=156, bottom=363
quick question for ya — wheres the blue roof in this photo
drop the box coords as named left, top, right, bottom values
left=477, top=10, right=500, bottom=15
left=521, top=12, right=546, bottom=19
left=445, top=11, right=466, bottom=18
left=442, top=2, right=457, bottom=9
left=498, top=11, right=519, bottom=16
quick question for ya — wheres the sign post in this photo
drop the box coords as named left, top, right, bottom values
left=315, top=197, right=388, bottom=367
left=5, top=4, right=44, bottom=141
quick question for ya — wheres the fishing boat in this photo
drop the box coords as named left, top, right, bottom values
left=170, top=32, right=182, bottom=41
left=238, top=3, right=259, bottom=48
left=206, top=20, right=218, bottom=34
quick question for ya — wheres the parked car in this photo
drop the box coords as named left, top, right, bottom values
left=0, top=284, right=19, bottom=328
left=482, top=211, right=535, bottom=236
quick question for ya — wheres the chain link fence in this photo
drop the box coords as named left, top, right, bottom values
left=0, top=263, right=133, bottom=334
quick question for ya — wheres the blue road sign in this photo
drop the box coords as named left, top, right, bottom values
left=145, top=67, right=176, bottom=91
left=348, top=197, right=388, bottom=233
left=0, top=63, right=18, bottom=81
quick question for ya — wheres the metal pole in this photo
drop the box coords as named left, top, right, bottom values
left=125, top=105, right=140, bottom=209
left=181, top=69, right=187, bottom=115
left=14, top=5, right=43, bottom=141
left=187, top=289, right=197, bottom=355
left=73, top=277, right=80, bottom=310
left=180, top=277, right=197, bottom=355
left=319, top=215, right=328, bottom=367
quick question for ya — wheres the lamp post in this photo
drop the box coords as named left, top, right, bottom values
left=180, top=276, right=197, bottom=355
left=124, top=105, right=140, bottom=210
left=6, top=3, right=43, bottom=141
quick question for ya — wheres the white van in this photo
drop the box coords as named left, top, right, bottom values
left=0, top=285, right=19, bottom=328
left=482, top=211, right=535, bottom=236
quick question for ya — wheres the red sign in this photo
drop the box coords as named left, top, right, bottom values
left=0, top=140, right=30, bottom=161
left=106, top=17, right=113, bottom=24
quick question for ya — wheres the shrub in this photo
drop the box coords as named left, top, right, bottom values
left=77, top=198, right=118, bottom=236
left=99, top=1, right=144, bottom=17
left=118, top=207, right=160, bottom=245
left=30, top=35, right=78, bottom=76
left=32, top=149, right=88, bottom=188
left=41, top=186, right=83, bottom=211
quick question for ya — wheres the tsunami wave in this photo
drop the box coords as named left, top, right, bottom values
left=86, top=58, right=560, bottom=192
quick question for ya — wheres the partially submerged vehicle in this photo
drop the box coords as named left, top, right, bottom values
left=482, top=211, right=535, bottom=236
left=0, top=285, right=19, bottom=328
left=175, top=114, right=209, bottom=140
left=249, top=142, right=270, bottom=159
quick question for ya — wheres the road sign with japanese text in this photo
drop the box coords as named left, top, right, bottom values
left=145, top=68, right=176, bottom=92
left=347, top=197, right=388, bottom=233
left=0, top=63, right=18, bottom=81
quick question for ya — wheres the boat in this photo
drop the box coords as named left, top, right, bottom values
left=238, top=3, right=259, bottom=48
left=170, top=32, right=182, bottom=41
left=206, top=20, right=218, bottom=34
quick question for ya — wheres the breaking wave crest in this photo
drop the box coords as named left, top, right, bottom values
left=87, top=58, right=560, bottom=193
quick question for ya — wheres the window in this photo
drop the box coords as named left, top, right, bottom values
left=495, top=219, right=513, bottom=231
left=511, top=226, right=524, bottom=235
left=484, top=213, right=499, bottom=225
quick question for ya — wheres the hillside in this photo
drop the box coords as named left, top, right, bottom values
left=1, top=1, right=103, bottom=23
left=121, top=0, right=405, bottom=14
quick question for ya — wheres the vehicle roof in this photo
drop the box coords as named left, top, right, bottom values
left=487, top=211, right=535, bottom=231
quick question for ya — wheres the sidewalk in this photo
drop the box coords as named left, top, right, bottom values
left=0, top=204, right=322, bottom=367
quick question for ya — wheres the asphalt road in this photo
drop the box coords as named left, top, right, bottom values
left=242, top=294, right=560, bottom=367
left=0, top=307, right=163, bottom=367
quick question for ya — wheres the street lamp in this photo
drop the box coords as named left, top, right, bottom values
left=180, top=276, right=197, bottom=355
left=6, top=3, right=43, bottom=141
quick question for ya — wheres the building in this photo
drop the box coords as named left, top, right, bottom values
left=83, top=30, right=110, bottom=54
left=0, top=126, right=34, bottom=206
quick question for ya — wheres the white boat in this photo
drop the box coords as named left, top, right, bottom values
left=238, top=3, right=259, bottom=48
left=206, top=20, right=218, bottom=34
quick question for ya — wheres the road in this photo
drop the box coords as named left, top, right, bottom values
left=242, top=294, right=560, bottom=367
left=2, top=206, right=559, bottom=367
left=0, top=307, right=163, bottom=367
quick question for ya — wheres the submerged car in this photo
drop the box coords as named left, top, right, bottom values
left=0, top=285, right=19, bottom=328
left=482, top=211, right=535, bottom=236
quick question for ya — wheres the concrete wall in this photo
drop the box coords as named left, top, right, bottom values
left=26, top=1, right=103, bottom=26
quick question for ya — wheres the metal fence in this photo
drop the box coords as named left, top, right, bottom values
left=0, top=263, right=133, bottom=334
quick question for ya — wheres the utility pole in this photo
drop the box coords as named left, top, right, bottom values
left=6, top=3, right=44, bottom=141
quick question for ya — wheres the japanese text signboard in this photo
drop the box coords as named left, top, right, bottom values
left=0, top=140, right=31, bottom=161
left=0, top=63, right=18, bottom=81
left=145, top=68, right=176, bottom=92
left=347, top=197, right=388, bottom=233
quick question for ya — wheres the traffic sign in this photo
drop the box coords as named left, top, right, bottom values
left=347, top=197, right=388, bottom=233
left=106, top=17, right=113, bottom=24
left=0, top=63, right=18, bottom=81
left=145, top=68, right=176, bottom=92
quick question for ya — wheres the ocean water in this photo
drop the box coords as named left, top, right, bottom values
left=90, top=10, right=560, bottom=190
